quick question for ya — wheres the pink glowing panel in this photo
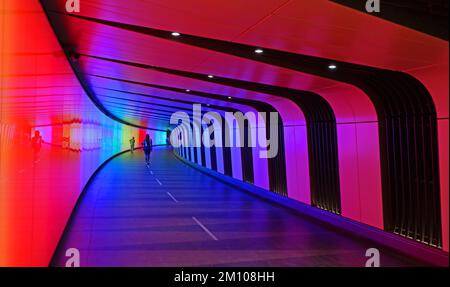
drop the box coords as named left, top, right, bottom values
left=251, top=126, right=270, bottom=190
left=283, top=125, right=310, bottom=204
left=315, top=84, right=383, bottom=229
left=336, top=120, right=383, bottom=229
left=313, top=85, right=378, bottom=123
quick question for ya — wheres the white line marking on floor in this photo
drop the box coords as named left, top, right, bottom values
left=192, top=216, right=218, bottom=241
left=155, top=178, right=162, bottom=185
left=167, top=192, right=178, bottom=203
left=150, top=170, right=153, bottom=175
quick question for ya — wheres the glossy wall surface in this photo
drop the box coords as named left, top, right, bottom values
left=0, top=0, right=448, bottom=267
left=0, top=0, right=166, bottom=266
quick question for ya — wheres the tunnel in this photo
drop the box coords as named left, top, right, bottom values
left=0, top=0, right=448, bottom=267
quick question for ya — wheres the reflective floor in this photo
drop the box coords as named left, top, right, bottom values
left=52, top=147, right=422, bottom=267
left=0, top=143, right=128, bottom=266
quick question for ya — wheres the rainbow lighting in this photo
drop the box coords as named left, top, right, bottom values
left=0, top=0, right=448, bottom=269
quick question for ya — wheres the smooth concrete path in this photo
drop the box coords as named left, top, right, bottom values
left=52, top=147, right=422, bottom=267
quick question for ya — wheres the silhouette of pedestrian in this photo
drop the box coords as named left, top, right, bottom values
left=130, top=137, right=136, bottom=153
left=143, top=134, right=153, bottom=166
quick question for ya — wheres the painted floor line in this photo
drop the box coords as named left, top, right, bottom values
left=167, top=192, right=178, bottom=203
left=146, top=165, right=154, bottom=175
left=192, top=216, right=218, bottom=241
left=155, top=178, right=162, bottom=185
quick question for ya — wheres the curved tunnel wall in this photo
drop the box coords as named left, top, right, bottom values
left=88, top=42, right=445, bottom=251
left=0, top=0, right=167, bottom=266
left=156, top=28, right=447, bottom=250
left=154, top=30, right=446, bottom=249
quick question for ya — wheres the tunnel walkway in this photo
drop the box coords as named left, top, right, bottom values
left=52, top=147, right=421, bottom=267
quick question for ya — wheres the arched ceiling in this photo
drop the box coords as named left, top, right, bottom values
left=40, top=0, right=448, bottom=130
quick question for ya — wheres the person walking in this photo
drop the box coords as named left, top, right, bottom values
left=129, top=137, right=136, bottom=153
left=143, top=134, right=153, bottom=166
left=31, top=130, right=43, bottom=161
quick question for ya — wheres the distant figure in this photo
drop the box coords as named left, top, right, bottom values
left=31, top=130, right=43, bottom=152
left=129, top=137, right=136, bottom=153
left=31, top=130, right=43, bottom=161
left=143, top=134, right=153, bottom=165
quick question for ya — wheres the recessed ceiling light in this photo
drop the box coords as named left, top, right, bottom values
left=208, top=75, right=214, bottom=79
left=255, top=49, right=264, bottom=54
left=186, top=89, right=191, bottom=92
left=171, top=32, right=181, bottom=37
left=228, top=96, right=232, bottom=99
left=328, top=64, right=337, bottom=70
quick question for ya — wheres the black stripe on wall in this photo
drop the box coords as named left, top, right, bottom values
left=266, top=114, right=288, bottom=197
left=365, top=71, right=442, bottom=248
left=293, top=96, right=341, bottom=214
left=209, top=123, right=217, bottom=171
left=222, top=119, right=233, bottom=177
left=200, top=125, right=206, bottom=167
left=241, top=120, right=254, bottom=184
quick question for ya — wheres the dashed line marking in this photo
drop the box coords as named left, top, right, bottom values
left=145, top=164, right=154, bottom=174
left=155, top=178, right=162, bottom=186
left=192, top=216, right=218, bottom=241
left=167, top=192, right=178, bottom=203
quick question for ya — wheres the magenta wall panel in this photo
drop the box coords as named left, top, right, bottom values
left=252, top=126, right=270, bottom=190
left=284, top=125, right=311, bottom=204
left=313, top=84, right=383, bottom=228
left=355, top=123, right=384, bottom=229
left=336, top=124, right=361, bottom=221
